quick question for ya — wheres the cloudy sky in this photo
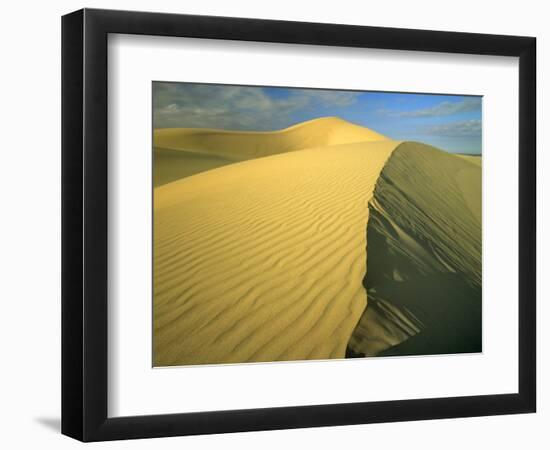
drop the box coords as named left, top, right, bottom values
left=153, top=82, right=482, bottom=154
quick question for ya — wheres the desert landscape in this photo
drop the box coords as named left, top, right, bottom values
left=153, top=84, right=482, bottom=367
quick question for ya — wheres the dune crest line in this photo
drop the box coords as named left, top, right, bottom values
left=153, top=123, right=400, bottom=366
left=347, top=142, right=482, bottom=357
left=154, top=117, right=388, bottom=186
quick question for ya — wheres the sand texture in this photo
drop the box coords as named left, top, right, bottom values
left=154, top=147, right=238, bottom=187
left=154, top=119, right=399, bottom=366
left=347, top=142, right=482, bottom=357
left=153, top=117, right=387, bottom=186
left=456, top=154, right=482, bottom=167
left=153, top=118, right=482, bottom=366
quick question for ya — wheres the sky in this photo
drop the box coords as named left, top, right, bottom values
left=153, top=82, right=482, bottom=154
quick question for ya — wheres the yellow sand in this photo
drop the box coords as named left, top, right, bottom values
left=154, top=134, right=399, bottom=366
left=153, top=117, right=388, bottom=185
left=155, top=116, right=387, bottom=158
left=456, top=154, right=482, bottom=167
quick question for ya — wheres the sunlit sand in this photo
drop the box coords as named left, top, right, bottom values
left=153, top=118, right=481, bottom=366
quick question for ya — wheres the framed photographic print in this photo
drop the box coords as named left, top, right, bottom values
left=61, top=8, right=536, bottom=441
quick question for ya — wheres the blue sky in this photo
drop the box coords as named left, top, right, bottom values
left=153, top=82, right=482, bottom=154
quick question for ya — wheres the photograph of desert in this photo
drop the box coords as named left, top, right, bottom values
left=153, top=82, right=482, bottom=367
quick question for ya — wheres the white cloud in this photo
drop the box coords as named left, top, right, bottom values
left=153, top=82, right=360, bottom=129
left=423, top=119, right=482, bottom=137
left=397, top=97, right=481, bottom=118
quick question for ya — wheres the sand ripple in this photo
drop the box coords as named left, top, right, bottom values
left=154, top=140, right=398, bottom=366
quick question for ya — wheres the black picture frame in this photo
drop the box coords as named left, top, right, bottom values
left=61, top=8, right=536, bottom=442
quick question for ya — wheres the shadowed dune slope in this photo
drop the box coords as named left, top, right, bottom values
left=154, top=147, right=238, bottom=187
left=153, top=117, right=389, bottom=185
left=347, top=142, right=482, bottom=357
left=154, top=139, right=399, bottom=366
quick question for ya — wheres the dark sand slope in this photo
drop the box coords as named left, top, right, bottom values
left=347, top=142, right=482, bottom=357
left=154, top=147, right=238, bottom=187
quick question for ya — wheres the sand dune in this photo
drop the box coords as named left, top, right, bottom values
left=347, top=142, right=482, bottom=357
left=456, top=153, right=482, bottom=167
left=153, top=117, right=388, bottom=184
left=154, top=147, right=238, bottom=187
left=153, top=117, right=482, bottom=365
left=154, top=138, right=399, bottom=366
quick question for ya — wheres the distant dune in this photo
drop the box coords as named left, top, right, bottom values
left=153, top=117, right=387, bottom=186
left=153, top=118, right=482, bottom=366
left=456, top=153, right=482, bottom=168
left=154, top=147, right=238, bottom=187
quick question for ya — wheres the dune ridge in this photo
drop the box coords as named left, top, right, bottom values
left=155, top=117, right=388, bottom=158
left=347, top=142, right=482, bottom=357
left=154, top=137, right=399, bottom=366
left=456, top=154, right=482, bottom=167
left=153, top=117, right=482, bottom=365
left=153, top=117, right=389, bottom=185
